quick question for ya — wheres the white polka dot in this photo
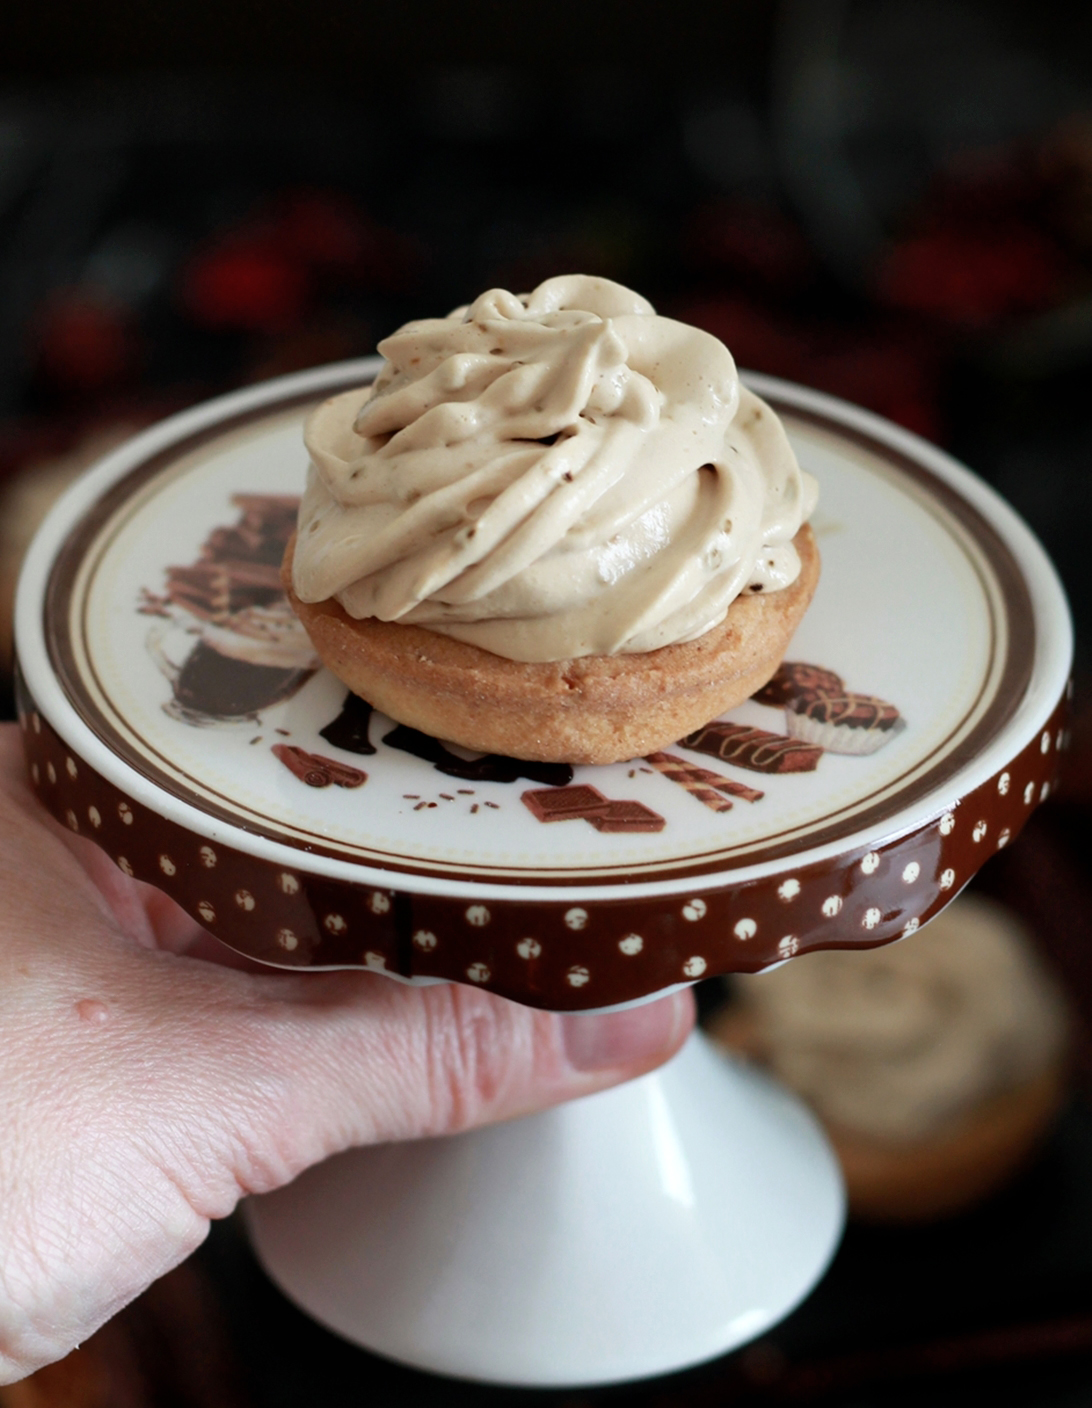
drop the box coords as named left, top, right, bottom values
left=1024, top=782, right=1035, bottom=805
left=1041, top=781, right=1051, bottom=802
left=939, top=867, right=956, bottom=890
left=902, top=917, right=920, bottom=937
left=87, top=806, right=101, bottom=829
left=564, top=907, right=588, bottom=931
left=997, top=828, right=1011, bottom=848
left=1041, top=730, right=1051, bottom=754
left=862, top=907, right=882, bottom=930
left=517, top=938, right=542, bottom=959
left=972, top=820, right=987, bottom=842
left=365, top=951, right=388, bottom=971
left=998, top=771, right=1010, bottom=795
left=197, top=901, right=215, bottom=924
left=778, top=935, right=799, bottom=958
left=278, top=872, right=299, bottom=895
left=413, top=930, right=438, bottom=951
left=567, top=965, right=591, bottom=988
left=65, top=809, right=78, bottom=832
left=235, top=889, right=256, bottom=911
left=902, top=861, right=920, bottom=884
left=939, top=813, right=955, bottom=836
left=860, top=851, right=880, bottom=875
left=158, top=854, right=176, bottom=877
left=1057, top=729, right=1066, bottom=752
left=30, top=763, right=39, bottom=786
left=31, top=713, right=40, bottom=734
left=277, top=928, right=299, bottom=951
left=466, top=961, right=491, bottom=983
left=117, top=856, right=133, bottom=877
left=199, top=845, right=217, bottom=868
left=466, top=904, right=490, bottom=927
left=118, top=802, right=133, bottom=825
left=619, top=933, right=643, bottom=955
left=822, top=895, right=843, bottom=918
left=368, top=891, right=392, bottom=915
left=682, top=955, right=707, bottom=978
left=324, top=914, right=347, bottom=934
left=682, top=897, right=707, bottom=922
left=734, top=918, right=757, bottom=940
left=65, top=756, right=77, bottom=779
left=778, top=877, right=801, bottom=901
left=46, top=761, right=56, bottom=784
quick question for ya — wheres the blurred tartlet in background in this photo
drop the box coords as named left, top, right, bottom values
left=707, top=895, right=1070, bottom=1222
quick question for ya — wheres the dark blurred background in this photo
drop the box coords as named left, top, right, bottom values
left=6, top=3, right=1092, bottom=1406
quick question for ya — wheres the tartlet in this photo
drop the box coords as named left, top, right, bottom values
left=283, top=524, right=818, bottom=765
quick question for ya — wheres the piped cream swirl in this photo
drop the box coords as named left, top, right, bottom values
left=293, top=274, right=817, bottom=662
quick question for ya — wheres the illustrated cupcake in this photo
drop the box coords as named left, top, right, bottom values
left=284, top=275, right=821, bottom=765
left=708, top=894, right=1070, bottom=1221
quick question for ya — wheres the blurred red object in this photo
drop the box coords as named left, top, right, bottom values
left=876, top=227, right=1064, bottom=329
left=179, top=239, right=312, bottom=333
left=674, top=295, right=940, bottom=442
left=33, top=292, right=135, bottom=392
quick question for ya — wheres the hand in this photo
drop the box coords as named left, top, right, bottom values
left=0, top=723, right=693, bottom=1382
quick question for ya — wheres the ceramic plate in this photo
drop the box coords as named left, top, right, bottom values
left=15, top=362, right=1071, bottom=1010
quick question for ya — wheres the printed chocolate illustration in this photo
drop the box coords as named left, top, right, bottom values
left=272, top=745, right=367, bottom=789
left=754, top=660, right=905, bottom=756
left=522, top=786, right=665, bottom=833
left=141, top=495, right=318, bottom=725
left=681, top=721, right=825, bottom=774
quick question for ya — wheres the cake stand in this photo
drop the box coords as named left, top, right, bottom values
left=14, top=361, right=1071, bottom=1386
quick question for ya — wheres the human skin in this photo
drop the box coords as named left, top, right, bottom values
left=0, top=724, right=693, bottom=1382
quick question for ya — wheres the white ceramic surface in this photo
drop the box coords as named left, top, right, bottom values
left=246, top=1032, right=844, bottom=1386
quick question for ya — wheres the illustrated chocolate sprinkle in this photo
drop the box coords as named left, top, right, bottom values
left=275, top=728, right=290, bottom=736
left=485, top=801, right=500, bottom=809
left=414, top=801, right=428, bottom=811
left=471, top=804, right=479, bottom=813
left=458, top=789, right=475, bottom=795
left=440, top=793, right=455, bottom=801
left=250, top=736, right=262, bottom=745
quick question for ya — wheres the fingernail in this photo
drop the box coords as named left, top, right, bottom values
left=561, top=990, right=692, bottom=1073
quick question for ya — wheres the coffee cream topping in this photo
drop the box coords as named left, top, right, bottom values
left=292, top=274, right=817, bottom=662
left=735, top=896, right=1067, bottom=1142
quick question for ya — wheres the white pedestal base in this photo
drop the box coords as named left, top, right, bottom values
left=246, top=1034, right=845, bottom=1386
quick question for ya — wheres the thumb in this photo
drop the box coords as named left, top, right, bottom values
left=166, top=970, right=696, bottom=1215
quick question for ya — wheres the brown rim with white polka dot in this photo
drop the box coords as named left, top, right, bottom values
left=13, top=364, right=1074, bottom=1011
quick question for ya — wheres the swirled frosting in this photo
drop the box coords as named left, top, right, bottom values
left=735, top=896, right=1068, bottom=1142
left=292, top=274, right=818, bottom=662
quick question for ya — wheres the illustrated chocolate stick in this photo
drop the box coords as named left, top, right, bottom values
left=643, top=752, right=733, bottom=812
left=645, top=752, right=764, bottom=807
left=681, top=721, right=823, bottom=774
left=273, top=744, right=367, bottom=788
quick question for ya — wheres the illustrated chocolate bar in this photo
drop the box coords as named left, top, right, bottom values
left=589, top=801, right=666, bottom=834
left=165, top=560, right=285, bottom=620
left=203, top=495, right=300, bottom=567
left=521, top=785, right=610, bottom=823
left=680, top=721, right=823, bottom=774
left=273, top=744, right=367, bottom=788
left=753, top=661, right=844, bottom=708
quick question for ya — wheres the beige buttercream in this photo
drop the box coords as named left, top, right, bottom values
left=292, top=274, right=817, bottom=663
left=734, top=896, right=1068, bottom=1142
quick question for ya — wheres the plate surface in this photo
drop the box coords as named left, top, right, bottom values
left=15, top=362, right=1071, bottom=1009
